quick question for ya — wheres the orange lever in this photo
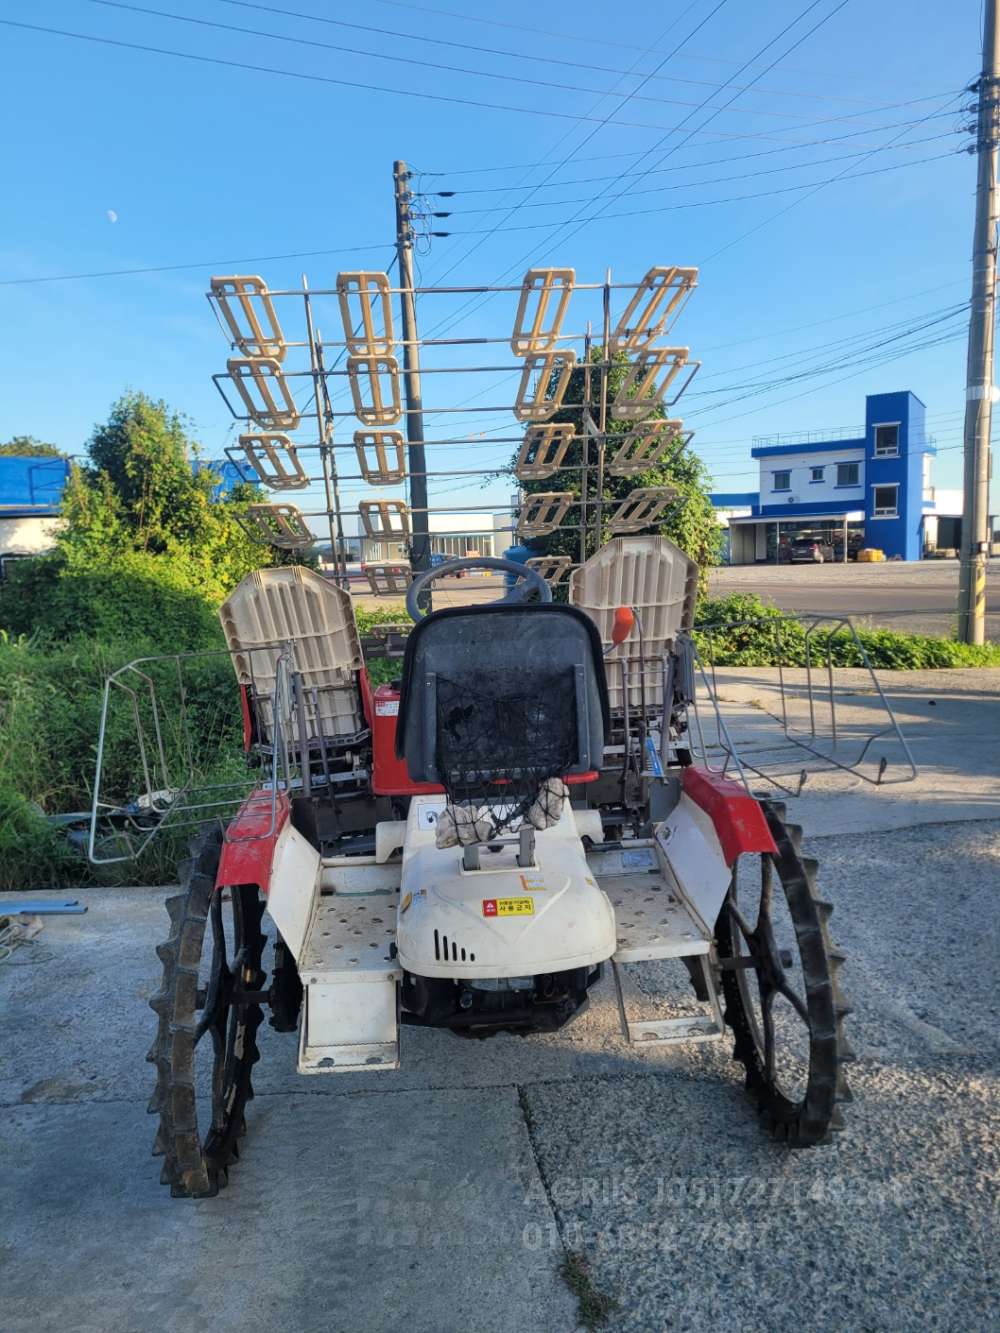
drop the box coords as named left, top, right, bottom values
left=611, top=605, right=635, bottom=646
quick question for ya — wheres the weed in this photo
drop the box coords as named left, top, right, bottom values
left=559, top=1250, right=618, bottom=1331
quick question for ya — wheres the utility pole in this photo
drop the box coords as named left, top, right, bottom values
left=959, top=0, right=1000, bottom=644
left=393, top=160, right=431, bottom=600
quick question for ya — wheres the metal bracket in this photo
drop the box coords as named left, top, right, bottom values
left=238, top=503, right=314, bottom=550
left=211, top=275, right=286, bottom=360
left=515, top=422, right=575, bottom=480
left=364, top=563, right=413, bottom=596
left=354, top=430, right=407, bottom=484
left=525, top=554, right=574, bottom=586
left=359, top=499, right=410, bottom=540
left=511, top=267, right=574, bottom=355
left=227, top=357, right=300, bottom=431
left=237, top=433, right=309, bottom=490
left=610, top=265, right=698, bottom=352
left=336, top=271, right=394, bottom=356
left=347, top=354, right=402, bottom=426
left=517, top=491, right=573, bottom=538
left=609, top=486, right=679, bottom=534
left=611, top=956, right=723, bottom=1046
left=513, top=350, right=577, bottom=422
left=611, top=348, right=699, bottom=421
left=517, top=824, right=536, bottom=868
left=607, top=420, right=690, bottom=477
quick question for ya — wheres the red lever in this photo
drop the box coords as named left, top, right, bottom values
left=611, top=606, right=635, bottom=646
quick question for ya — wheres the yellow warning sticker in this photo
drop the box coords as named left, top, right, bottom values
left=482, top=897, right=534, bottom=918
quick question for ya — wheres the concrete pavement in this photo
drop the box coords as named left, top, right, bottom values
left=2, top=669, right=999, bottom=1332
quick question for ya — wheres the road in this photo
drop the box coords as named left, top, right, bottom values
left=3, top=669, right=998, bottom=1332
left=709, top=558, right=1000, bottom=641
left=350, top=560, right=999, bottom=642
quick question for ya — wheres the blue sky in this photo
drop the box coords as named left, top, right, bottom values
left=1, top=0, right=993, bottom=527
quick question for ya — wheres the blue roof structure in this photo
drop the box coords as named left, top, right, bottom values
left=0, top=455, right=71, bottom=513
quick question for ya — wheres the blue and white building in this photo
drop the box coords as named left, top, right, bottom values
left=0, top=454, right=72, bottom=563
left=712, top=391, right=964, bottom=563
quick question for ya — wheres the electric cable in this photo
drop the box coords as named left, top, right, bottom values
left=219, top=0, right=951, bottom=110
left=3, top=15, right=834, bottom=137
left=420, top=0, right=858, bottom=340
left=83, top=0, right=949, bottom=130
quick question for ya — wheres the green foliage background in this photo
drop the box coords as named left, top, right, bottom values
left=511, top=349, right=722, bottom=583
left=0, top=393, right=306, bottom=889
left=0, top=435, right=66, bottom=458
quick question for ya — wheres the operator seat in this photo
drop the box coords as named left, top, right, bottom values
left=396, top=603, right=609, bottom=790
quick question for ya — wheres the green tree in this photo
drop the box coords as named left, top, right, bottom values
left=510, top=349, right=721, bottom=583
left=0, top=434, right=66, bottom=457
left=0, top=391, right=307, bottom=643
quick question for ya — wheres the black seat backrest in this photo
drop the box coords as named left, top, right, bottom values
left=396, top=604, right=609, bottom=786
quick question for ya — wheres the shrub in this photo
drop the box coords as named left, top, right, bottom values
left=694, top=592, right=1000, bottom=669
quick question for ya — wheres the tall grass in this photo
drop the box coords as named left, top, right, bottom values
left=0, top=628, right=243, bottom=890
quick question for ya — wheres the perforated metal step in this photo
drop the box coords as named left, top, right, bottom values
left=589, top=840, right=724, bottom=1046
left=297, top=888, right=402, bottom=1074
left=587, top=843, right=709, bottom=960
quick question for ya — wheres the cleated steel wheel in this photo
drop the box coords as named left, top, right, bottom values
left=147, top=826, right=267, bottom=1198
left=715, top=800, right=854, bottom=1147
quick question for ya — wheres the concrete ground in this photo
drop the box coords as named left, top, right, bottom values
left=2, top=670, right=999, bottom=1332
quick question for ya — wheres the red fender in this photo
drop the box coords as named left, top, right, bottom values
left=215, top=788, right=290, bottom=893
left=680, top=766, right=777, bottom=866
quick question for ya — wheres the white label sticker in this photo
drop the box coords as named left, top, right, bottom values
left=375, top=699, right=399, bottom=716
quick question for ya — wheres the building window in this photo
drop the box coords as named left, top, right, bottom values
left=872, top=484, right=899, bottom=518
left=837, top=462, right=859, bottom=487
left=810, top=466, right=824, bottom=483
left=873, top=423, right=900, bottom=457
left=773, top=469, right=791, bottom=491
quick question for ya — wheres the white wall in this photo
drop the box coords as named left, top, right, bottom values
left=930, top=487, right=962, bottom=515
left=0, top=515, right=63, bottom=555
left=757, top=447, right=865, bottom=508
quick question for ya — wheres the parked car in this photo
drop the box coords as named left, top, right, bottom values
left=789, top=535, right=834, bottom=563
left=831, top=532, right=865, bottom=561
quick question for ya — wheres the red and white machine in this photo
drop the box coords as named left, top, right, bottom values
left=138, top=540, right=853, bottom=1199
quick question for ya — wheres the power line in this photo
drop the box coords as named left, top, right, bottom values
left=699, top=279, right=969, bottom=353
left=4, top=15, right=857, bottom=137
left=415, top=110, right=968, bottom=177
left=432, top=150, right=957, bottom=233
left=0, top=243, right=388, bottom=286
left=363, top=0, right=897, bottom=88
left=415, top=2, right=729, bottom=289
left=90, top=0, right=900, bottom=124
left=436, top=130, right=957, bottom=194
left=689, top=302, right=970, bottom=392
left=699, top=89, right=970, bottom=263
left=522, top=1, right=857, bottom=269
left=212, top=0, right=949, bottom=111
left=421, top=0, right=856, bottom=340
left=688, top=326, right=970, bottom=428
left=439, top=147, right=959, bottom=215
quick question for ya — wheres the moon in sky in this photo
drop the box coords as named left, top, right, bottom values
left=106, top=209, right=119, bottom=223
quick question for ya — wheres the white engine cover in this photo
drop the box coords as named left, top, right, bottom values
left=396, top=796, right=616, bottom=979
